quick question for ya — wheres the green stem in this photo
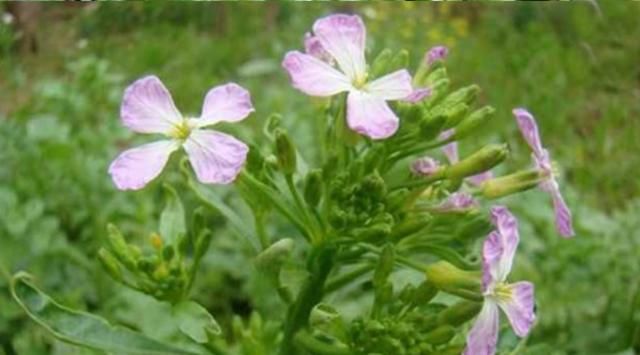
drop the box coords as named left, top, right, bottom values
left=255, top=212, right=269, bottom=250
left=357, top=243, right=426, bottom=273
left=285, top=174, right=321, bottom=243
left=280, top=244, right=335, bottom=355
left=324, top=263, right=373, bottom=294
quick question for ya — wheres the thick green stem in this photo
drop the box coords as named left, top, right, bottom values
left=280, top=244, right=335, bottom=355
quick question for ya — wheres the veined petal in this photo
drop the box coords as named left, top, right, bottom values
left=498, top=281, right=536, bottom=337
left=488, top=206, right=520, bottom=281
left=304, top=32, right=333, bottom=63
left=513, top=108, right=544, bottom=157
left=108, top=140, right=179, bottom=190
left=183, top=129, right=249, bottom=185
left=282, top=51, right=351, bottom=96
left=195, top=83, right=254, bottom=127
left=550, top=184, right=575, bottom=237
left=464, top=301, right=500, bottom=355
left=439, top=129, right=459, bottom=163
left=482, top=231, right=502, bottom=290
left=436, top=192, right=478, bottom=212
left=312, top=14, right=366, bottom=81
left=366, top=69, right=413, bottom=100
left=346, top=90, right=399, bottom=140
left=121, top=76, right=182, bottom=134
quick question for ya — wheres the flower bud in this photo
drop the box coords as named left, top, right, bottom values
left=97, top=248, right=123, bottom=282
left=481, top=169, right=542, bottom=199
left=412, top=281, right=438, bottom=304
left=106, top=224, right=137, bottom=270
left=425, top=261, right=481, bottom=300
left=441, top=85, right=480, bottom=109
left=437, top=301, right=482, bottom=326
left=443, top=103, right=470, bottom=129
left=389, top=49, right=409, bottom=72
left=425, top=45, right=449, bottom=66
left=454, top=106, right=495, bottom=139
left=274, top=129, right=297, bottom=174
left=445, top=144, right=508, bottom=181
left=419, top=114, right=447, bottom=140
left=369, top=49, right=393, bottom=79
left=425, top=67, right=448, bottom=85
left=411, top=156, right=441, bottom=177
left=426, top=78, right=450, bottom=105
left=422, top=325, right=455, bottom=345
left=303, top=169, right=323, bottom=207
left=263, top=113, right=282, bottom=139
left=373, top=245, right=395, bottom=288
left=255, top=238, right=294, bottom=276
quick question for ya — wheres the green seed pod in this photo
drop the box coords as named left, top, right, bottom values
left=445, top=144, right=509, bottom=181
left=454, top=106, right=496, bottom=139
left=437, top=301, right=482, bottom=326
left=481, top=169, right=543, bottom=199
left=422, top=325, right=455, bottom=345
left=274, top=128, right=297, bottom=174
left=97, top=248, right=123, bottom=282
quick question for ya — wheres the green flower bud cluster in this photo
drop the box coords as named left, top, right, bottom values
left=327, top=171, right=394, bottom=240
left=99, top=224, right=210, bottom=303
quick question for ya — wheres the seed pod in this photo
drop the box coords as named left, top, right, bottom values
left=274, top=128, right=296, bottom=174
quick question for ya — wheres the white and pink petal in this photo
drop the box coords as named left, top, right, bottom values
left=120, top=76, right=182, bottom=134
left=108, top=140, right=180, bottom=191
left=196, top=83, right=254, bottom=127
left=498, top=281, right=536, bottom=337
left=513, top=108, right=544, bottom=157
left=183, top=129, right=249, bottom=185
left=282, top=51, right=351, bottom=97
left=346, top=90, right=399, bottom=140
left=550, top=186, right=575, bottom=238
left=366, top=69, right=414, bottom=101
left=312, top=14, right=366, bottom=81
left=464, top=301, right=500, bottom=355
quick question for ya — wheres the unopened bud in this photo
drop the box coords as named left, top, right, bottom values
left=454, top=106, right=495, bottom=139
left=373, top=245, right=395, bottom=288
left=442, top=85, right=480, bottom=109
left=425, top=67, right=448, bottom=85
left=263, top=113, right=282, bottom=139
left=437, top=301, right=482, bottom=326
left=427, top=78, right=450, bottom=105
left=98, top=248, right=123, bottom=282
left=422, top=325, right=455, bottom=345
left=443, top=103, right=470, bottom=129
left=106, top=224, right=136, bottom=270
left=369, top=49, right=393, bottom=79
left=389, top=49, right=409, bottom=72
left=481, top=169, right=542, bottom=199
left=419, top=114, right=447, bottom=140
left=274, top=129, right=297, bottom=174
left=162, top=245, right=175, bottom=262
left=412, top=281, right=438, bottom=304
left=425, top=261, right=481, bottom=299
left=255, top=238, right=294, bottom=275
left=445, top=144, right=508, bottom=181
left=425, top=45, right=449, bottom=66
left=411, top=156, right=441, bottom=177
left=149, top=233, right=163, bottom=250
left=303, top=169, right=323, bottom=207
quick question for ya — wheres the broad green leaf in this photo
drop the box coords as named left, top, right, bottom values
left=172, top=300, right=221, bottom=344
left=159, top=184, right=186, bottom=246
left=10, top=272, right=199, bottom=355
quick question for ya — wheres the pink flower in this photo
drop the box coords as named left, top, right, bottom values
left=465, top=206, right=536, bottom=355
left=439, top=129, right=494, bottom=185
left=435, top=192, right=478, bottom=212
left=425, top=45, right=449, bottom=66
left=513, top=108, right=574, bottom=238
left=282, top=14, right=413, bottom=140
left=108, top=76, right=253, bottom=190
left=411, top=156, right=440, bottom=176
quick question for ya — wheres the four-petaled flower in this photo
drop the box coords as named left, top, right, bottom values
left=465, top=206, right=536, bottom=355
left=109, top=76, right=253, bottom=190
left=440, top=129, right=494, bottom=185
left=282, top=14, right=414, bottom=140
left=513, top=108, right=574, bottom=237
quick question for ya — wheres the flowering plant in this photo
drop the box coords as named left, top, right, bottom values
left=10, top=13, right=573, bottom=355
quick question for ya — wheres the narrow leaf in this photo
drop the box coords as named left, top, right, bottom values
left=173, top=300, right=221, bottom=344
left=10, top=272, right=199, bottom=355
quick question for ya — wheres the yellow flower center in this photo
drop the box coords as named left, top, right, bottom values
left=352, top=72, right=368, bottom=89
left=491, top=282, right=513, bottom=303
left=169, top=119, right=192, bottom=140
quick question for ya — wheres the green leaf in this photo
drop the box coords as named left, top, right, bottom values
left=159, top=184, right=186, bottom=246
left=172, top=300, right=221, bottom=344
left=10, top=272, right=199, bottom=355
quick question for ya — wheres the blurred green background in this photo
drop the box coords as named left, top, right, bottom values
left=1, top=2, right=639, bottom=354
